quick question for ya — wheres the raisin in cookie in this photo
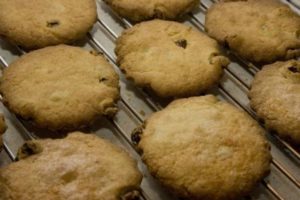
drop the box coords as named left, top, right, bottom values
left=0, top=114, right=7, bottom=151
left=205, top=0, right=300, bottom=63
left=249, top=60, right=300, bottom=144
left=133, top=95, right=271, bottom=200
left=0, top=132, right=142, bottom=200
left=0, top=45, right=119, bottom=131
left=116, top=20, right=229, bottom=98
left=0, top=0, right=97, bottom=49
left=104, top=0, right=199, bottom=22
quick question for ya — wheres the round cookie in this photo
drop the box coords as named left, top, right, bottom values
left=249, top=60, right=300, bottom=144
left=133, top=95, right=271, bottom=200
left=205, top=0, right=300, bottom=64
left=104, top=0, right=199, bottom=22
left=0, top=132, right=142, bottom=200
left=116, top=20, right=229, bottom=98
left=0, top=45, right=120, bottom=131
left=0, top=114, right=7, bottom=151
left=0, top=0, right=97, bottom=50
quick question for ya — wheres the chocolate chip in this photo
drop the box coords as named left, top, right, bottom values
left=131, top=132, right=141, bottom=145
left=47, top=20, right=60, bottom=27
left=131, top=126, right=144, bottom=145
left=224, top=38, right=230, bottom=49
left=175, top=39, right=187, bottom=49
left=288, top=66, right=300, bottom=73
left=16, top=141, right=42, bottom=161
left=61, top=171, right=78, bottom=183
left=99, top=77, right=108, bottom=82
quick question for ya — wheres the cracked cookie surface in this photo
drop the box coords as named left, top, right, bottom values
left=136, top=95, right=271, bottom=200
left=249, top=60, right=300, bottom=144
left=0, top=0, right=97, bottom=49
left=0, top=45, right=120, bottom=131
left=104, top=0, right=199, bottom=22
left=116, top=20, right=229, bottom=98
left=205, top=0, right=300, bottom=63
left=0, top=132, right=142, bottom=200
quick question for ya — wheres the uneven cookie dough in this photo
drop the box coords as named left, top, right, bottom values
left=0, top=45, right=120, bottom=131
left=249, top=60, right=300, bottom=144
left=134, top=95, right=271, bottom=200
left=0, top=0, right=97, bottom=49
left=104, top=0, right=199, bottom=22
left=0, top=132, right=142, bottom=200
left=205, top=0, right=300, bottom=63
left=116, top=20, right=229, bottom=98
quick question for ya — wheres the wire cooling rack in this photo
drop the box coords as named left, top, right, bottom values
left=0, top=0, right=300, bottom=199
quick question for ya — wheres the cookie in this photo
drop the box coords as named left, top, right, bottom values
left=0, top=132, right=142, bottom=200
left=133, top=95, right=271, bottom=200
left=104, top=0, right=199, bottom=22
left=116, top=20, right=229, bottom=98
left=0, top=114, right=7, bottom=151
left=0, top=0, right=97, bottom=50
left=249, top=60, right=300, bottom=144
left=205, top=0, right=300, bottom=63
left=0, top=45, right=120, bottom=131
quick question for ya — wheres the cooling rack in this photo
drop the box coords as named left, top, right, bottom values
left=0, top=0, right=300, bottom=199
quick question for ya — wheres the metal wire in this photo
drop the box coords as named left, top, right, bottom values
left=262, top=180, right=285, bottom=200
left=3, top=141, right=16, bottom=161
left=0, top=56, right=8, bottom=67
left=286, top=0, right=300, bottom=10
left=272, top=159, right=300, bottom=188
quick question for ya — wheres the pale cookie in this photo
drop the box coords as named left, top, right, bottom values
left=0, top=0, right=97, bottom=50
left=0, top=132, right=142, bottom=200
left=104, top=0, right=199, bottom=22
left=133, top=95, right=271, bottom=200
left=116, top=20, right=229, bottom=98
left=249, top=60, right=300, bottom=144
left=0, top=114, right=7, bottom=151
left=205, top=0, right=300, bottom=63
left=0, top=45, right=119, bottom=131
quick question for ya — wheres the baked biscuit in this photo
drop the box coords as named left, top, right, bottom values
left=0, top=132, right=142, bottom=200
left=249, top=60, right=300, bottom=144
left=133, top=95, right=271, bottom=200
left=104, top=0, right=199, bottom=22
left=0, top=0, right=97, bottom=50
left=0, top=114, right=7, bottom=151
left=0, top=45, right=119, bottom=131
left=205, top=0, right=300, bottom=63
left=116, top=20, right=229, bottom=98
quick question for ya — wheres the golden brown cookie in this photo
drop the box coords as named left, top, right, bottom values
left=0, top=114, right=7, bottom=151
left=205, top=0, right=300, bottom=63
left=116, top=20, right=229, bottom=98
left=133, top=95, right=271, bottom=200
left=0, top=45, right=119, bottom=131
left=104, top=0, right=199, bottom=22
left=0, top=0, right=97, bottom=49
left=249, top=60, right=300, bottom=144
left=0, top=132, right=142, bottom=200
